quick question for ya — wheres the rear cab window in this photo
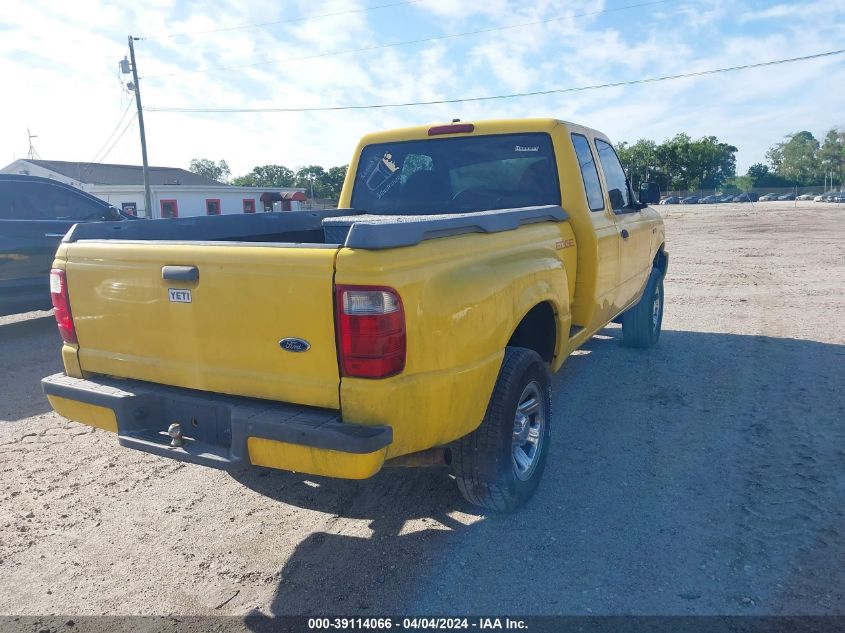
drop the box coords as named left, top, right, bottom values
left=571, top=134, right=605, bottom=211
left=351, top=133, right=560, bottom=215
left=594, top=138, right=631, bottom=210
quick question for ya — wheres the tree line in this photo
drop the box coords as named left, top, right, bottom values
left=617, top=127, right=845, bottom=193
left=750, top=129, right=845, bottom=189
left=189, top=127, right=845, bottom=200
left=189, top=158, right=349, bottom=200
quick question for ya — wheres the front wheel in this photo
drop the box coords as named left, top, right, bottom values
left=452, top=347, right=551, bottom=512
left=621, top=268, right=664, bottom=348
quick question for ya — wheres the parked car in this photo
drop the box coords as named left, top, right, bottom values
left=721, top=194, right=738, bottom=202
left=814, top=194, right=826, bottom=202
left=41, top=117, right=668, bottom=511
left=778, top=193, right=796, bottom=201
left=0, top=174, right=129, bottom=316
left=734, top=193, right=753, bottom=203
left=759, top=193, right=780, bottom=201
left=699, top=195, right=721, bottom=204
left=660, top=196, right=680, bottom=205
left=796, top=193, right=816, bottom=201
left=680, top=196, right=699, bottom=204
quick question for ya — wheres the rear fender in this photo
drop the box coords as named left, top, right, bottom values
left=336, top=224, right=572, bottom=457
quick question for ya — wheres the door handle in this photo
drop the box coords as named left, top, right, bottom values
left=162, top=265, right=199, bottom=281
left=620, top=229, right=630, bottom=240
left=44, top=233, right=65, bottom=238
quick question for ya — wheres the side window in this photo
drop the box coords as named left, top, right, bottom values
left=205, top=199, right=221, bottom=215
left=594, top=139, right=630, bottom=209
left=9, top=183, right=106, bottom=221
left=571, top=133, right=605, bottom=211
left=160, top=199, right=178, bottom=219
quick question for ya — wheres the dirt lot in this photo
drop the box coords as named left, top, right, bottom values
left=1, top=201, right=843, bottom=616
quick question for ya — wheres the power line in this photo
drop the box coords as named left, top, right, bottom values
left=142, top=0, right=675, bottom=80
left=90, top=100, right=135, bottom=163
left=145, top=48, right=845, bottom=114
left=140, top=0, right=422, bottom=40
left=97, top=112, right=138, bottom=164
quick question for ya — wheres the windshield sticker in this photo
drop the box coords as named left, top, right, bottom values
left=375, top=176, right=400, bottom=199
left=363, top=151, right=400, bottom=192
left=515, top=145, right=540, bottom=152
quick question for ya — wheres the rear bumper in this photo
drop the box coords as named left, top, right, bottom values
left=41, top=373, right=392, bottom=479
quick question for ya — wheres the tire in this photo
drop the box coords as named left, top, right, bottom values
left=621, top=267, right=664, bottom=348
left=452, top=347, right=551, bottom=512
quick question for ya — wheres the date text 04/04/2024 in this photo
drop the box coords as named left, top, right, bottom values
left=306, top=618, right=528, bottom=630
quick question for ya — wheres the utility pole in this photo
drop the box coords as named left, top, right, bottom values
left=126, top=36, right=153, bottom=218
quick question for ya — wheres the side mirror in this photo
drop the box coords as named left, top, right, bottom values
left=608, top=188, right=625, bottom=210
left=639, top=181, right=661, bottom=205
left=640, top=182, right=660, bottom=204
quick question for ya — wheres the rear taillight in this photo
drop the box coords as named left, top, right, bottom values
left=335, top=285, right=405, bottom=379
left=50, top=269, right=77, bottom=344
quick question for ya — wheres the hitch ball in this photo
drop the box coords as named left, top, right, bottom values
left=167, top=423, right=185, bottom=447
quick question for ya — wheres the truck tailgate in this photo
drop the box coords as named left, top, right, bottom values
left=63, top=241, right=341, bottom=409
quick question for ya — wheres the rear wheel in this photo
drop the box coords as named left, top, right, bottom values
left=621, top=268, right=664, bottom=348
left=452, top=347, right=551, bottom=511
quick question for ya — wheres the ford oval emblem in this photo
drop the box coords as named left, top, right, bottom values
left=279, top=337, right=311, bottom=353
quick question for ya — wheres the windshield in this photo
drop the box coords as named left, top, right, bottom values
left=350, top=133, right=560, bottom=215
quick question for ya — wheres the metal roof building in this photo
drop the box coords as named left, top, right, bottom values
left=1, top=159, right=307, bottom=217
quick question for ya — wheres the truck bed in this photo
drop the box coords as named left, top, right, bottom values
left=64, top=206, right=568, bottom=250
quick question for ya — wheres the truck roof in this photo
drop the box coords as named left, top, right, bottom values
left=355, top=118, right=606, bottom=146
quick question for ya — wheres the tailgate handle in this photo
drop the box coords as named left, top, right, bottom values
left=162, top=265, right=199, bottom=281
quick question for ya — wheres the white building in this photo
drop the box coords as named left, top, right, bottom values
left=0, top=159, right=307, bottom=218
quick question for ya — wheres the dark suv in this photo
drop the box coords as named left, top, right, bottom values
left=0, top=174, right=127, bottom=315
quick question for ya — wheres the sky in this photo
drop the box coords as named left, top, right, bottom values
left=1, top=0, right=843, bottom=178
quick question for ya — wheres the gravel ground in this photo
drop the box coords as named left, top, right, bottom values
left=1, top=201, right=843, bottom=616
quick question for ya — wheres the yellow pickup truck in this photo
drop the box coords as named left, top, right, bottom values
left=42, top=118, right=666, bottom=510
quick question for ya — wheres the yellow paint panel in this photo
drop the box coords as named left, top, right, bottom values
left=47, top=395, right=118, bottom=433
left=342, top=352, right=503, bottom=458
left=247, top=437, right=386, bottom=479
left=64, top=243, right=341, bottom=409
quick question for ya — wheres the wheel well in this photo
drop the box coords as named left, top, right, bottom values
left=507, top=302, right=557, bottom=363
left=654, top=243, right=668, bottom=275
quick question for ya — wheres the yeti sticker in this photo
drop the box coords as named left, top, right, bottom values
left=168, top=288, right=192, bottom=303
